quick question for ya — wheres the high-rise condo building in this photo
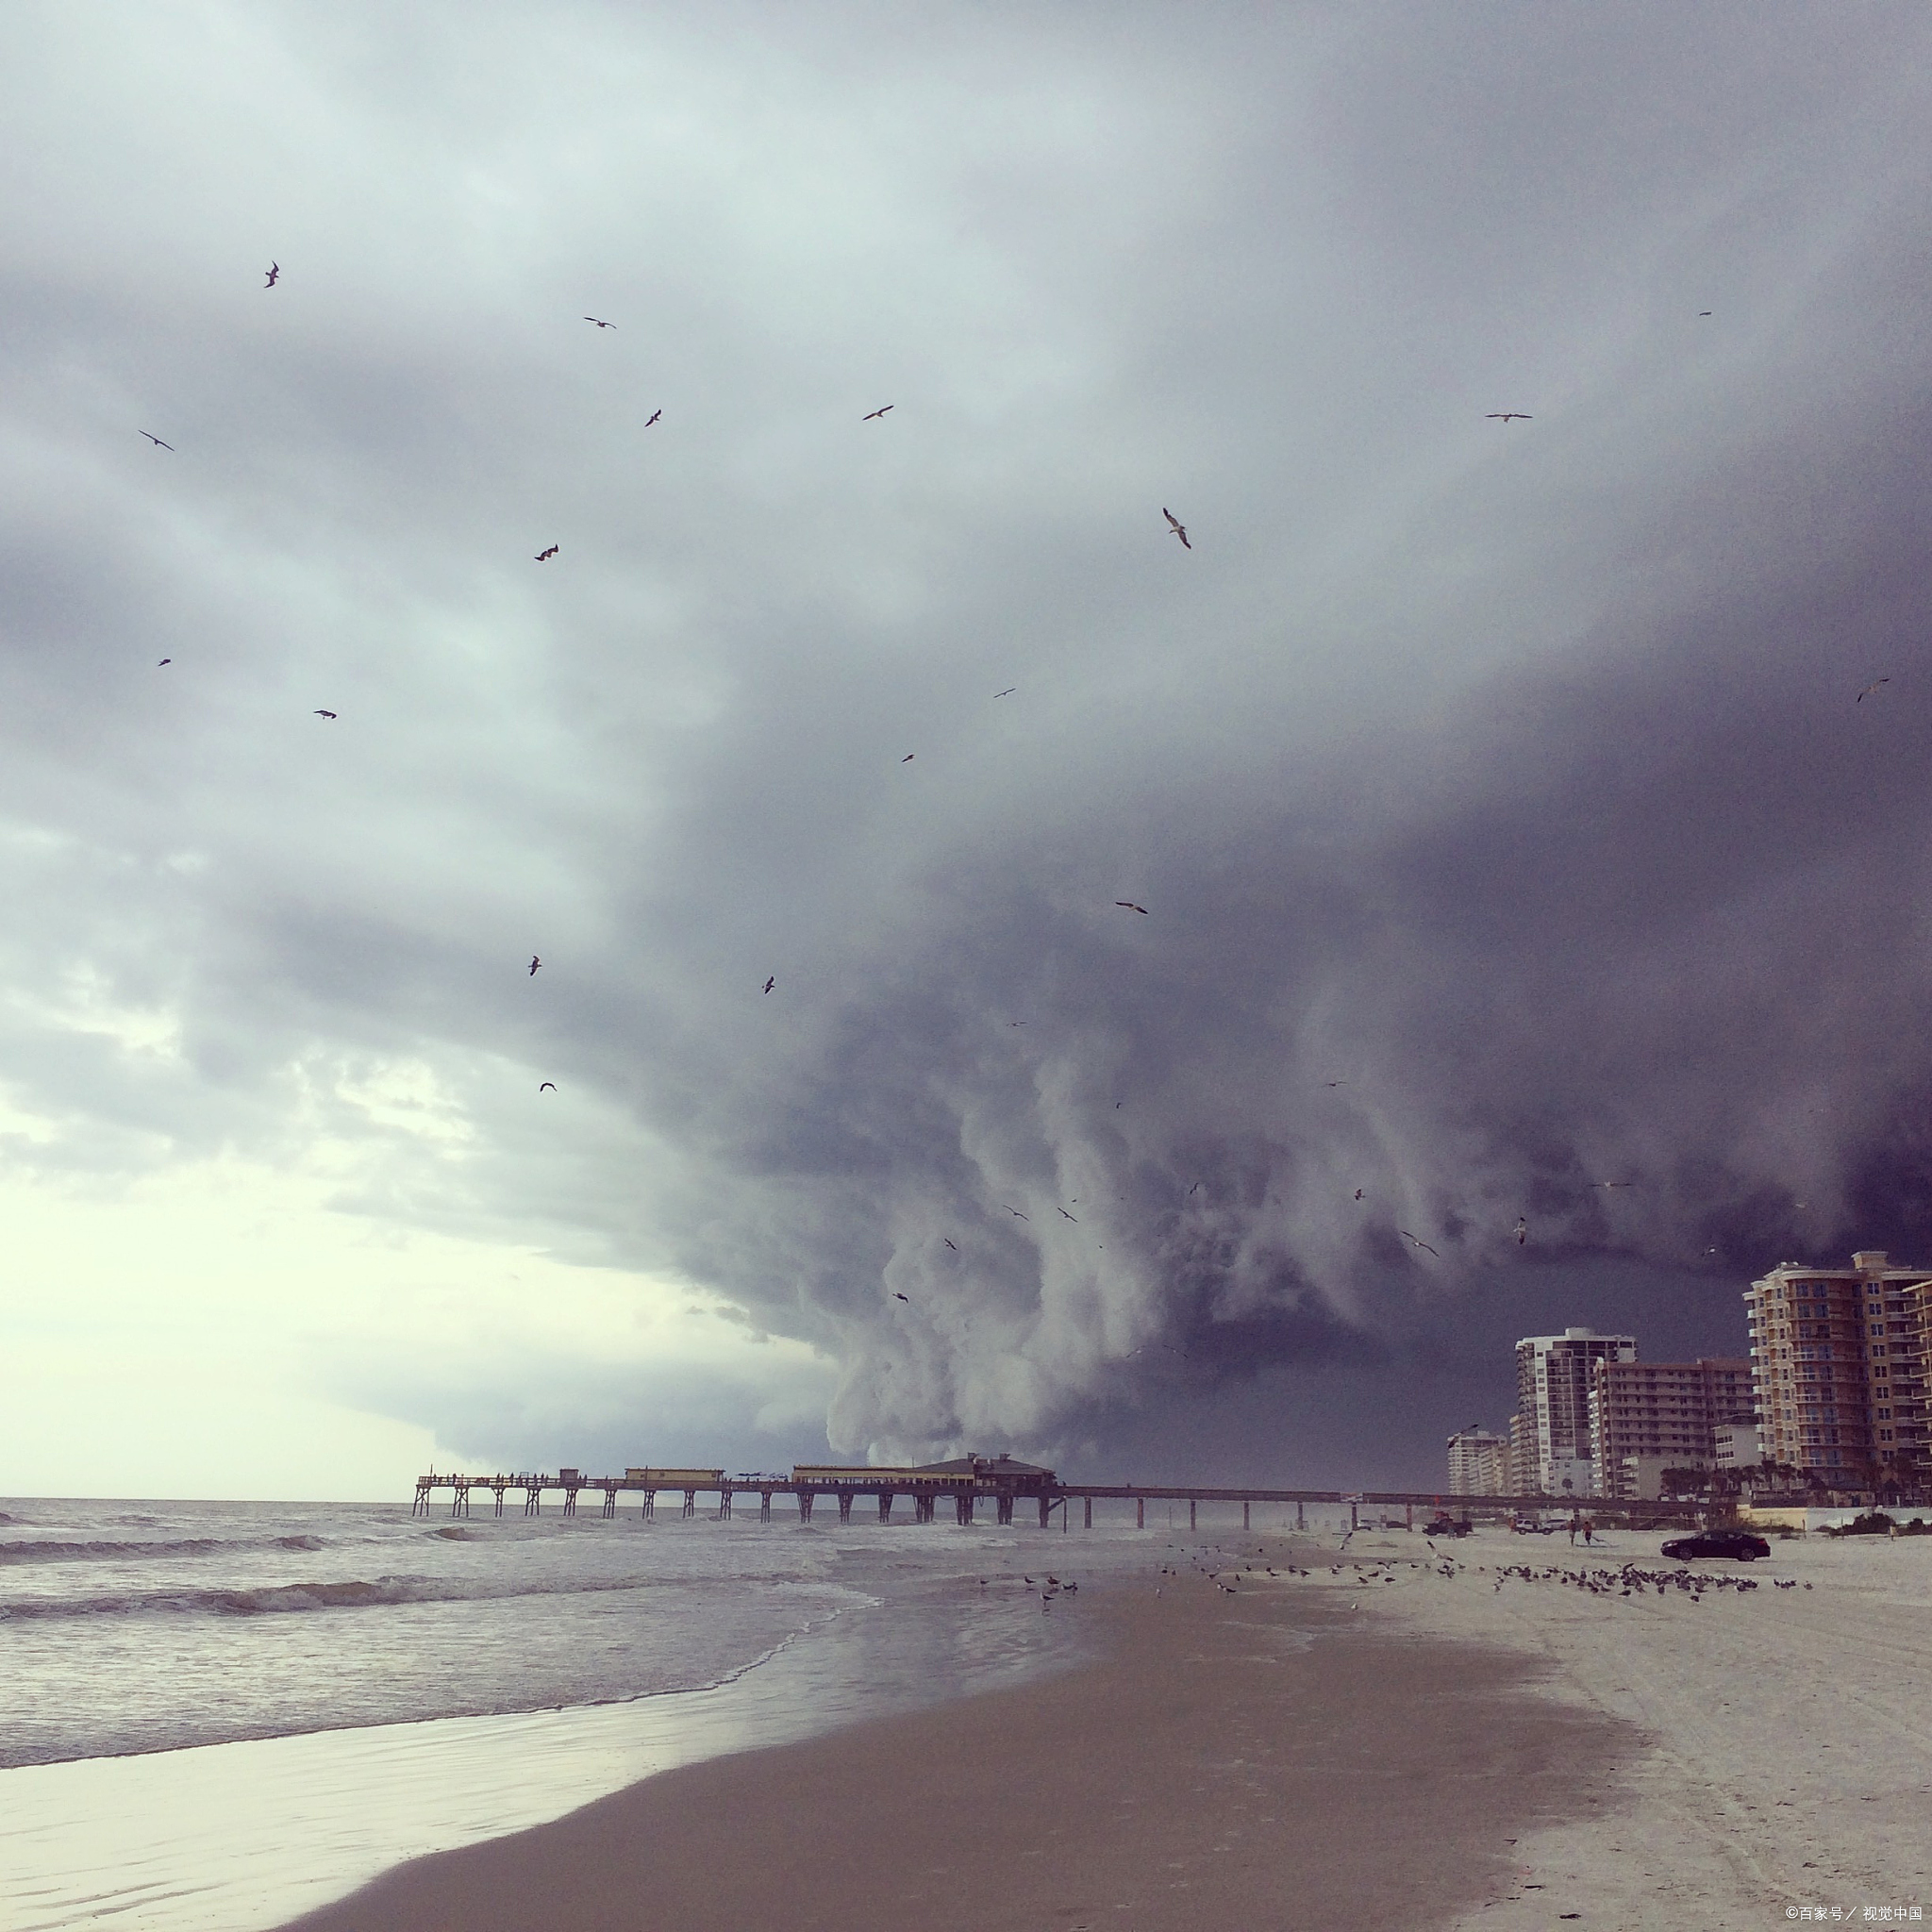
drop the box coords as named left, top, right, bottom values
left=1743, top=1251, right=1932, bottom=1483
left=1514, top=1327, right=1638, bottom=1495
left=1446, top=1424, right=1508, bottom=1495
left=1587, top=1357, right=1755, bottom=1500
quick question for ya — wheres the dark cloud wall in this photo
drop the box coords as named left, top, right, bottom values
left=7, top=5, right=1932, bottom=1483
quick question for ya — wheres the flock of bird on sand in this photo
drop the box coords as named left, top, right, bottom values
left=132, top=278, right=1892, bottom=1291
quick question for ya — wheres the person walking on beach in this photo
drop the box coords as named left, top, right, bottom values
left=1582, top=1519, right=1593, bottom=1547
left=1568, top=1512, right=1581, bottom=1546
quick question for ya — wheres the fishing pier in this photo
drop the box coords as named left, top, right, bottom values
left=412, top=1455, right=1692, bottom=1530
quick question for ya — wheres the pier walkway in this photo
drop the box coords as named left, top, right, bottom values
left=411, top=1464, right=1695, bottom=1531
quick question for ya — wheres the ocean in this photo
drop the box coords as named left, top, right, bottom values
left=0, top=1492, right=1199, bottom=1931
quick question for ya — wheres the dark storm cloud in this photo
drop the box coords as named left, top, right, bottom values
left=7, top=6, right=1932, bottom=1474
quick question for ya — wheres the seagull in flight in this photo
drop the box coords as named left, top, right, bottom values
left=264, top=262, right=279, bottom=288
left=313, top=709, right=337, bottom=719
left=1058, top=1208, right=1078, bottom=1223
left=1005, top=1205, right=1030, bottom=1221
left=893, top=1291, right=910, bottom=1302
left=1322, top=1079, right=1347, bottom=1088
left=1515, top=1216, right=1527, bottom=1245
left=993, top=687, right=1016, bottom=698
left=763, top=976, right=775, bottom=994
left=901, top=753, right=914, bottom=762
left=1115, top=902, right=1149, bottom=915
left=1354, top=1189, right=1363, bottom=1200
left=1162, top=508, right=1191, bottom=550
left=1698, top=310, right=1712, bottom=317
left=1400, top=1229, right=1439, bottom=1257
left=1486, top=412, right=1532, bottom=423
left=1592, top=1179, right=1635, bottom=1190
left=139, top=431, right=174, bottom=449
left=1857, top=678, right=1890, bottom=702
left=158, top=658, right=171, bottom=666
left=539, top=1082, right=556, bottom=1092
left=943, top=1239, right=958, bottom=1251
left=535, top=545, right=558, bottom=561
left=528, top=956, right=541, bottom=975
left=862, top=405, right=893, bottom=421
left=644, top=409, right=661, bottom=427
left=583, top=316, right=615, bottom=328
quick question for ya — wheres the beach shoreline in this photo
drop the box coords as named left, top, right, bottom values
left=278, top=1539, right=1639, bottom=1932
left=276, top=1523, right=1932, bottom=1931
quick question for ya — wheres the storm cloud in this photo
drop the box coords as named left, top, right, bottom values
left=7, top=5, right=1932, bottom=1485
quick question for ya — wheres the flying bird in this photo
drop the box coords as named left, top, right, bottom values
left=1115, top=902, right=1149, bottom=914
left=1189, top=1182, right=1200, bottom=1195
left=529, top=956, right=541, bottom=975
left=139, top=432, right=174, bottom=449
left=901, top=753, right=914, bottom=762
left=763, top=976, right=775, bottom=993
left=1005, top=1206, right=1030, bottom=1221
left=158, top=658, right=171, bottom=666
left=583, top=316, right=615, bottom=328
left=535, top=545, right=558, bottom=561
left=1354, top=1189, right=1363, bottom=1200
left=1698, top=310, right=1712, bottom=317
left=264, top=262, right=279, bottom=288
left=313, top=709, right=336, bottom=719
left=1058, top=1208, right=1078, bottom=1222
left=1857, top=679, right=1890, bottom=702
left=644, top=409, right=660, bottom=426
left=862, top=405, right=893, bottom=421
left=1592, top=1179, right=1635, bottom=1190
left=539, top=1082, right=556, bottom=1092
left=1323, top=1080, right=1347, bottom=1088
left=893, top=1292, right=909, bottom=1302
left=993, top=687, right=1016, bottom=698
left=1485, top=412, right=1532, bottom=423
left=1162, top=508, right=1191, bottom=549
left=1515, top=1217, right=1527, bottom=1245
left=943, top=1239, right=958, bottom=1251
left=1400, top=1230, right=1440, bottom=1257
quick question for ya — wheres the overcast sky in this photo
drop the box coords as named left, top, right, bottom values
left=7, top=4, right=1932, bottom=1499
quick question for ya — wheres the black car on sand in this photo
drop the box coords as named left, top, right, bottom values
left=1661, top=1528, right=1772, bottom=1562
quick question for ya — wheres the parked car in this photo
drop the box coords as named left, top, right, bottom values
left=1660, top=1529, right=1771, bottom=1562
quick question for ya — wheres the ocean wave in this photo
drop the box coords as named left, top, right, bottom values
left=1, top=1571, right=852, bottom=1624
left=0, top=1534, right=327, bottom=1565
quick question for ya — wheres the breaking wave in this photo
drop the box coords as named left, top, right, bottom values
left=0, top=1534, right=328, bottom=1565
left=1, top=1571, right=842, bottom=1624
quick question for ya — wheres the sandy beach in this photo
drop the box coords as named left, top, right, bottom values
left=276, top=1524, right=1932, bottom=1931
left=280, top=1541, right=1628, bottom=1932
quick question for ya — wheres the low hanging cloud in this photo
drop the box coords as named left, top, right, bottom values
left=7, top=6, right=1932, bottom=1475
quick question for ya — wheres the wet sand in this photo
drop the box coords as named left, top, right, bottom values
left=280, top=1552, right=1633, bottom=1932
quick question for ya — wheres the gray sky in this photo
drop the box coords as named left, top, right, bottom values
left=7, top=4, right=1932, bottom=1496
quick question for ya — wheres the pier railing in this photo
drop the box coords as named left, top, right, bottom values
left=410, top=1471, right=1699, bottom=1531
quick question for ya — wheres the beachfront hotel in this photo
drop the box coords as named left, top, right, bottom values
left=1445, top=1424, right=1509, bottom=1494
left=1513, top=1327, right=1637, bottom=1495
left=1586, top=1356, right=1754, bottom=1499
left=1744, top=1251, right=1932, bottom=1483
